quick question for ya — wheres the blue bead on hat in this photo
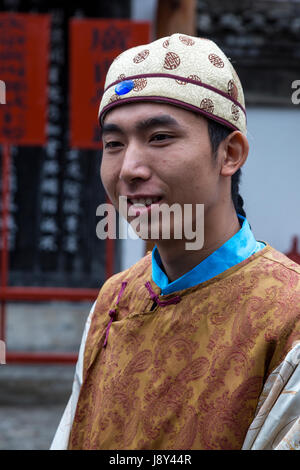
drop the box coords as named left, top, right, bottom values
left=115, top=80, right=135, bottom=96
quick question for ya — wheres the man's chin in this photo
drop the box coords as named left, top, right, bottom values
left=127, top=221, right=181, bottom=241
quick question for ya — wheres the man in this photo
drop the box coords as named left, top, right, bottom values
left=51, top=34, right=300, bottom=450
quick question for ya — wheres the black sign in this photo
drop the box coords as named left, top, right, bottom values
left=0, top=0, right=131, bottom=287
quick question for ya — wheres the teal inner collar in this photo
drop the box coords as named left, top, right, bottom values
left=152, top=215, right=265, bottom=295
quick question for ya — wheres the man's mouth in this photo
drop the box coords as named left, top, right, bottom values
left=128, top=196, right=162, bottom=207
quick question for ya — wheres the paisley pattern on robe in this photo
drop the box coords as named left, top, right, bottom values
left=68, top=244, right=300, bottom=450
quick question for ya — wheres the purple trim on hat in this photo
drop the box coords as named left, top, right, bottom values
left=99, top=95, right=241, bottom=132
left=105, top=73, right=246, bottom=115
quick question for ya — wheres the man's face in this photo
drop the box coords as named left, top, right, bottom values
left=100, top=102, right=221, bottom=240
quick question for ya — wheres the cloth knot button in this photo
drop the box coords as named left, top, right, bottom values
left=109, top=308, right=116, bottom=320
left=115, top=80, right=134, bottom=96
left=103, top=281, right=127, bottom=348
left=144, top=281, right=181, bottom=307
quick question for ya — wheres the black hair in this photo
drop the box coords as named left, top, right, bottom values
left=207, top=118, right=246, bottom=219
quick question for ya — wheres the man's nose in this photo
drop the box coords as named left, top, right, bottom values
left=119, top=142, right=151, bottom=183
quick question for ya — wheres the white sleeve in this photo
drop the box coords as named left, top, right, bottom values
left=50, top=301, right=96, bottom=450
left=242, top=341, right=300, bottom=450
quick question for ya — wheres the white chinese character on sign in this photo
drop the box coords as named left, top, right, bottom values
left=0, top=215, right=17, bottom=230
left=0, top=201, right=18, bottom=212
left=39, top=235, right=57, bottom=252
left=43, top=160, right=59, bottom=176
left=63, top=199, right=81, bottom=215
left=47, top=123, right=61, bottom=136
left=40, top=217, right=59, bottom=234
left=41, top=197, right=58, bottom=214
left=48, top=104, right=60, bottom=121
left=50, top=47, right=64, bottom=64
left=63, top=181, right=81, bottom=198
left=51, top=28, right=63, bottom=44
left=41, top=178, right=59, bottom=195
left=65, top=161, right=81, bottom=179
left=49, top=65, right=60, bottom=83
left=64, top=235, right=78, bottom=253
left=46, top=139, right=61, bottom=158
left=48, top=85, right=63, bottom=103
left=66, top=149, right=80, bottom=161
left=65, top=215, right=79, bottom=232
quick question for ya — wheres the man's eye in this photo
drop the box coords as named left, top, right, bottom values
left=104, top=141, right=122, bottom=149
left=151, top=134, right=172, bottom=142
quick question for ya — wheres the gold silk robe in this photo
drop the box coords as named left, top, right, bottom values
left=68, top=244, right=300, bottom=450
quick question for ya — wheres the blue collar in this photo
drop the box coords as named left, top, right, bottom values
left=152, top=215, right=265, bottom=295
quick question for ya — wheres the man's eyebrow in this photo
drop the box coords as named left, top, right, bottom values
left=101, top=115, right=181, bottom=136
left=101, top=123, right=123, bottom=135
left=135, top=115, right=180, bottom=131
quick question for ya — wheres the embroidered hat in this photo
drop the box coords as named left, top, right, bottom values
left=98, top=33, right=246, bottom=134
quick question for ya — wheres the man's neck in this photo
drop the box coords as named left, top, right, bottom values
left=155, top=207, right=241, bottom=283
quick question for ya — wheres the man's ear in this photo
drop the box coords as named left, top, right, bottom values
left=219, top=131, right=249, bottom=177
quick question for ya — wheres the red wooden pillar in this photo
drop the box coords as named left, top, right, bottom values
left=155, top=0, right=197, bottom=39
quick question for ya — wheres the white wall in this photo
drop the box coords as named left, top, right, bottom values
left=131, top=0, right=157, bottom=38
left=241, top=107, right=300, bottom=253
left=131, top=0, right=157, bottom=21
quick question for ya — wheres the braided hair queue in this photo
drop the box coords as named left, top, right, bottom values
left=207, top=119, right=246, bottom=218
